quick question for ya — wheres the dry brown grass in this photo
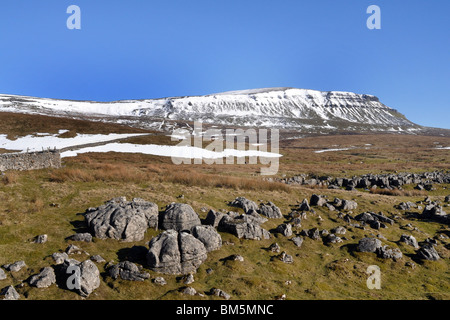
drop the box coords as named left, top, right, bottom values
left=49, top=163, right=147, bottom=184
left=369, top=187, right=427, bottom=197
left=0, top=112, right=153, bottom=138
left=162, top=167, right=291, bottom=192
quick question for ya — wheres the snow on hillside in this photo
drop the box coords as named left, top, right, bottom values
left=0, top=87, right=418, bottom=130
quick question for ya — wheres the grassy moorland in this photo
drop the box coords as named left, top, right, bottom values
left=0, top=114, right=449, bottom=300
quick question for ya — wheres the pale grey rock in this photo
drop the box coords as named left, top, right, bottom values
left=310, top=194, right=327, bottom=207
left=191, top=225, right=222, bottom=252
left=33, top=234, right=48, bottom=244
left=299, top=199, right=310, bottom=211
left=291, top=237, right=304, bottom=247
left=66, top=233, right=93, bottom=243
left=60, top=259, right=100, bottom=297
left=377, top=246, right=403, bottom=261
left=90, top=255, right=106, bottom=263
left=331, top=226, right=347, bottom=235
left=258, top=202, right=283, bottom=219
left=399, top=234, right=419, bottom=249
left=183, top=274, right=194, bottom=285
left=85, top=197, right=158, bottom=242
left=275, top=223, right=293, bottom=237
left=357, top=238, right=382, bottom=253
left=1, top=286, right=20, bottom=300
left=147, top=230, right=207, bottom=275
left=0, top=268, right=6, bottom=281
left=3, top=261, right=26, bottom=272
left=269, top=243, right=281, bottom=253
left=210, top=288, right=231, bottom=300
left=218, top=216, right=270, bottom=240
left=229, top=197, right=258, bottom=214
left=341, top=199, right=358, bottom=211
left=240, top=210, right=268, bottom=225
left=417, top=243, right=440, bottom=261
left=29, top=267, right=56, bottom=288
left=108, top=261, right=150, bottom=281
left=277, top=251, right=293, bottom=264
left=181, top=286, right=197, bottom=296
left=204, top=210, right=225, bottom=228
left=160, top=203, right=201, bottom=231
left=52, top=252, right=69, bottom=265
left=153, top=276, right=167, bottom=286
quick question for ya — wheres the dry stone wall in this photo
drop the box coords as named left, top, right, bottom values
left=0, top=150, right=61, bottom=171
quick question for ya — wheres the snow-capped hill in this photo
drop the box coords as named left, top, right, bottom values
left=0, top=88, right=420, bottom=133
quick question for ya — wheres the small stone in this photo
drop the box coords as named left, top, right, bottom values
left=184, top=274, right=195, bottom=285
left=65, top=244, right=88, bottom=255
left=1, top=286, right=20, bottom=300
left=230, top=254, right=244, bottom=262
left=277, top=251, right=293, bottom=264
left=181, top=286, right=197, bottom=296
left=3, top=261, right=26, bottom=272
left=52, top=252, right=69, bottom=265
left=210, top=288, right=231, bottom=300
left=108, top=261, right=150, bottom=281
left=90, top=255, right=106, bottom=263
left=399, top=234, right=419, bottom=249
left=331, top=226, right=347, bottom=235
left=66, top=233, right=93, bottom=243
left=0, top=268, right=6, bottom=280
left=291, top=237, right=304, bottom=247
left=29, top=267, right=56, bottom=288
left=269, top=243, right=281, bottom=253
left=153, top=277, right=167, bottom=286
left=33, top=234, right=48, bottom=244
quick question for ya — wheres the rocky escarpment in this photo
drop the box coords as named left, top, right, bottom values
left=0, top=88, right=422, bottom=133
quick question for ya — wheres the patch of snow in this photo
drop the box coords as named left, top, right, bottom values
left=60, top=143, right=283, bottom=159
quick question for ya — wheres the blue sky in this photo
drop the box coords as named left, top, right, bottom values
left=0, top=0, right=449, bottom=128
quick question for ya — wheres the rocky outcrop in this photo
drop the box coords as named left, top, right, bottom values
left=258, top=202, right=283, bottom=219
left=218, top=215, right=270, bottom=240
left=274, top=171, right=450, bottom=190
left=84, top=197, right=159, bottom=242
left=160, top=203, right=201, bottom=231
left=229, top=197, right=258, bottom=214
left=146, top=230, right=208, bottom=275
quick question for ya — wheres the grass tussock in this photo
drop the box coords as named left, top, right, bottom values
left=1, top=171, right=18, bottom=185
left=369, top=187, right=427, bottom=197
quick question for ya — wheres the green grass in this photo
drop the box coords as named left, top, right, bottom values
left=0, top=165, right=449, bottom=300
